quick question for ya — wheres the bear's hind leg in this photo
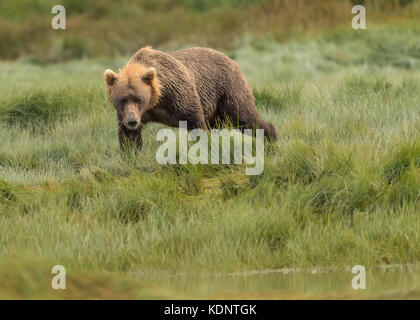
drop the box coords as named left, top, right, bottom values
left=237, top=117, right=278, bottom=142
left=217, top=105, right=278, bottom=142
left=217, top=87, right=278, bottom=142
left=257, top=119, right=278, bottom=142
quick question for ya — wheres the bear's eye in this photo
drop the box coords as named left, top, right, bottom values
left=133, top=97, right=142, bottom=104
left=119, top=98, right=127, bottom=105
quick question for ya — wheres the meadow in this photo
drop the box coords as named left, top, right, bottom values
left=0, top=1, right=420, bottom=299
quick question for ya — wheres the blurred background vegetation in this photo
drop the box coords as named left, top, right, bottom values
left=0, top=0, right=420, bottom=299
left=0, top=0, right=419, bottom=63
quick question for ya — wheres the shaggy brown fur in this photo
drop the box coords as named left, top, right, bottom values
left=104, top=46, right=278, bottom=150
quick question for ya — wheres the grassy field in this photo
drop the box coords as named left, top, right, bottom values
left=1, top=19, right=420, bottom=298
left=0, top=0, right=419, bottom=62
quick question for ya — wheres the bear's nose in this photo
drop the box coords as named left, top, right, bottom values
left=127, top=118, right=139, bottom=127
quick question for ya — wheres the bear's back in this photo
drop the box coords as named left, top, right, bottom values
left=171, top=47, right=239, bottom=89
left=171, top=47, right=246, bottom=117
left=129, top=46, right=252, bottom=121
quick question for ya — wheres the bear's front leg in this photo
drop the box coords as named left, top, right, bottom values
left=118, top=124, right=143, bottom=151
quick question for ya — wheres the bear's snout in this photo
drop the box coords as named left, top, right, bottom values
left=126, top=118, right=139, bottom=128
left=124, top=110, right=140, bottom=130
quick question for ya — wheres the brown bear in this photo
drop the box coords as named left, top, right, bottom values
left=104, top=46, right=278, bottom=150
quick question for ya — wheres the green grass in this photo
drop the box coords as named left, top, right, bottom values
left=1, top=0, right=420, bottom=62
left=0, top=24, right=420, bottom=299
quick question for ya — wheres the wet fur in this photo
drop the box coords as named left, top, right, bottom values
left=106, top=46, right=278, bottom=150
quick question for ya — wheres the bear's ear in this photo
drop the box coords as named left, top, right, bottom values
left=104, top=69, right=119, bottom=87
left=142, top=67, right=156, bottom=84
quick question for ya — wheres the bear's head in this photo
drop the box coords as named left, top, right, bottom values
left=104, top=63, right=161, bottom=130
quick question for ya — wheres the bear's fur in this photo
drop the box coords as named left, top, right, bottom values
left=104, top=46, right=278, bottom=150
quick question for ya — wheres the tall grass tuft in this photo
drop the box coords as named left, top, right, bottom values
left=0, top=86, right=105, bottom=127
